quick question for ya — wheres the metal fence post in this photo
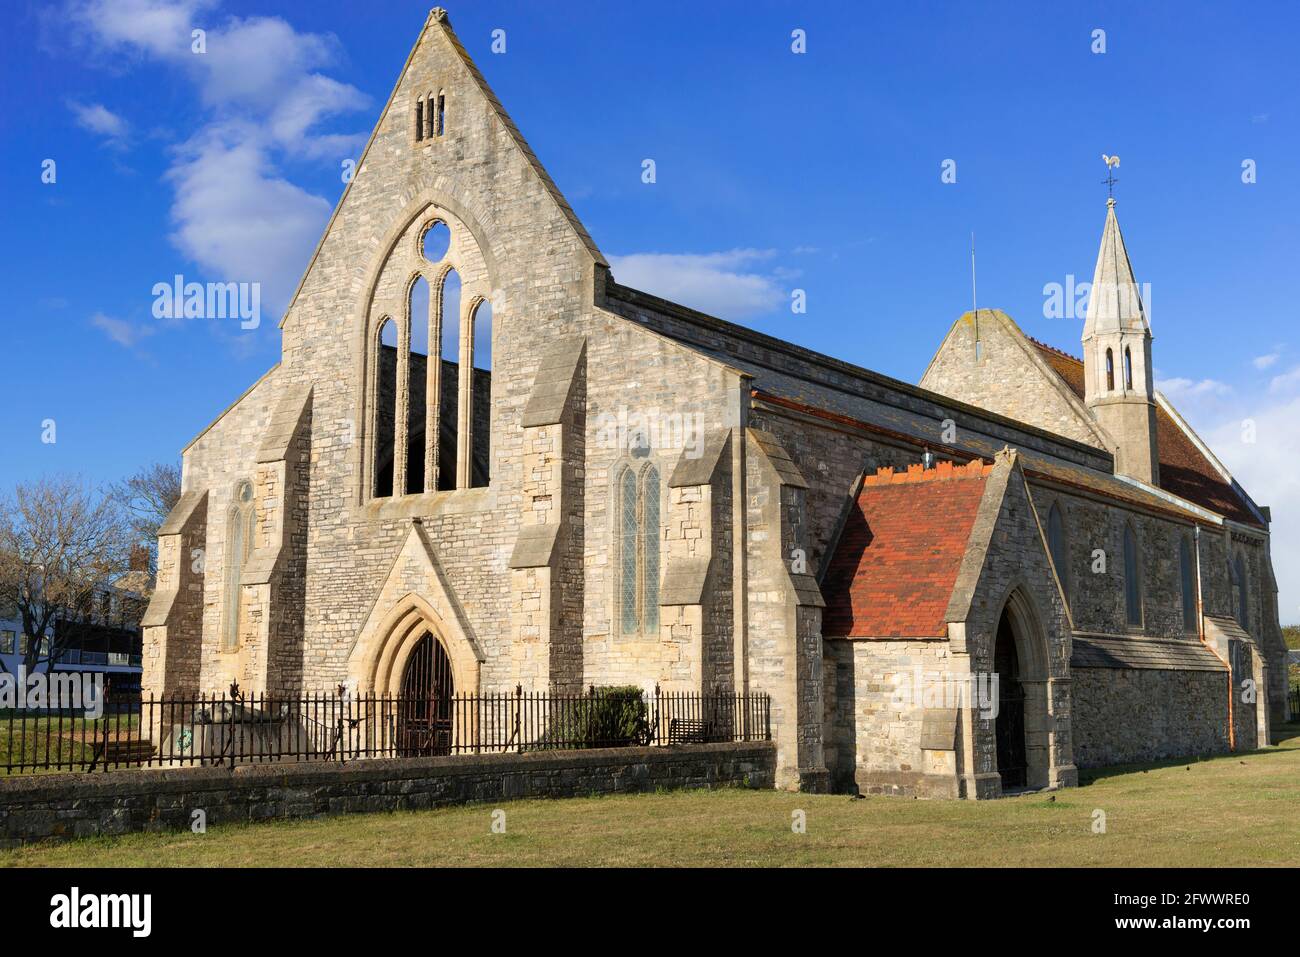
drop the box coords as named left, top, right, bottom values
left=514, top=684, right=522, bottom=754
left=654, top=683, right=661, bottom=746
left=228, top=680, right=240, bottom=770
left=336, top=684, right=347, bottom=765
left=100, top=695, right=110, bottom=772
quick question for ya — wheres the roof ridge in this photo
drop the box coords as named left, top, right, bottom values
left=861, top=459, right=993, bottom=486
left=1025, top=335, right=1081, bottom=364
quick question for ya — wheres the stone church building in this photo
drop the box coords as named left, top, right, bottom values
left=143, top=8, right=1287, bottom=798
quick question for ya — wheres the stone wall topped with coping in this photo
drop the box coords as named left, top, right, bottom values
left=0, top=742, right=775, bottom=848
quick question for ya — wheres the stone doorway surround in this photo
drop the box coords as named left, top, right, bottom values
left=347, top=521, right=484, bottom=697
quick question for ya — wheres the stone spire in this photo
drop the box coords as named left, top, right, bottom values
left=1082, top=198, right=1148, bottom=339
left=1081, top=198, right=1160, bottom=486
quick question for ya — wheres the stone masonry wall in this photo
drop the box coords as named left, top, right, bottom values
left=0, top=742, right=774, bottom=848
left=824, top=638, right=956, bottom=797
left=1036, top=483, right=1198, bottom=640
left=1071, top=667, right=1228, bottom=767
left=919, top=311, right=1105, bottom=449
left=747, top=409, right=919, bottom=581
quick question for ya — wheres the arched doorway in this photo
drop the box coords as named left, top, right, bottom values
left=991, top=589, right=1053, bottom=792
left=397, top=631, right=455, bottom=756
left=993, top=613, right=1027, bottom=790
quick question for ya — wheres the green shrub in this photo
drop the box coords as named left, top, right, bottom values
left=529, top=686, right=650, bottom=750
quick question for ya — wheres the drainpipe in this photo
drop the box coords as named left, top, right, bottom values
left=1195, top=525, right=1235, bottom=751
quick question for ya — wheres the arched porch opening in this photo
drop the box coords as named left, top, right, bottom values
left=350, top=593, right=482, bottom=758
left=993, top=588, right=1052, bottom=792
left=396, top=631, right=455, bottom=755
left=355, top=594, right=480, bottom=701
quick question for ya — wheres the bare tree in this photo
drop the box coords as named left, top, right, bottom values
left=0, top=475, right=130, bottom=673
left=109, top=462, right=181, bottom=575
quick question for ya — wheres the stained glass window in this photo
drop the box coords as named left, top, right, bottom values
left=620, top=468, right=639, bottom=634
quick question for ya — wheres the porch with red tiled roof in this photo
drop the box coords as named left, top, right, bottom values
left=821, top=462, right=991, bottom=639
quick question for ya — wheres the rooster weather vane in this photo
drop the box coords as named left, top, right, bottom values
left=1102, top=154, right=1121, bottom=199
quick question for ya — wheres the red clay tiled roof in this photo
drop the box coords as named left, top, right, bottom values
left=821, top=461, right=992, bottom=639
left=1028, top=336, right=1088, bottom=398
left=1026, top=341, right=1260, bottom=526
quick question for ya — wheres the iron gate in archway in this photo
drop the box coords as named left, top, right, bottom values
left=396, top=631, right=455, bottom=756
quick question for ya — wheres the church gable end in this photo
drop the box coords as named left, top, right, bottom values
left=920, top=309, right=1110, bottom=450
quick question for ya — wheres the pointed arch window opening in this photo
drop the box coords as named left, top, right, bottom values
left=414, top=97, right=425, bottom=142
left=619, top=469, right=638, bottom=635
left=617, top=464, right=661, bottom=636
left=1179, top=536, right=1197, bottom=634
left=1047, top=502, right=1069, bottom=601
left=373, top=318, right=398, bottom=498
left=469, top=297, right=493, bottom=488
left=369, top=224, right=492, bottom=499
left=1124, top=346, right=1134, bottom=391
left=436, top=267, right=462, bottom=492
left=221, top=481, right=255, bottom=652
left=405, top=275, right=431, bottom=495
left=1122, top=522, right=1142, bottom=628
left=1232, top=554, right=1249, bottom=630
left=1105, top=348, right=1115, bottom=392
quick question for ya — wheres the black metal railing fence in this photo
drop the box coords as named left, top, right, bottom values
left=1, top=682, right=770, bottom=775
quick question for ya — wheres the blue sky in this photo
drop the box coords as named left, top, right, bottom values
left=3, top=0, right=1299, bottom=620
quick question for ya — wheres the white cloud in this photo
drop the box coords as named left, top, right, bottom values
left=1269, top=365, right=1300, bottom=395
left=1156, top=376, right=1233, bottom=400
left=1204, top=398, right=1300, bottom=624
left=1161, top=357, right=1300, bottom=621
left=70, top=102, right=130, bottom=144
left=91, top=311, right=155, bottom=348
left=72, top=0, right=213, bottom=59
left=166, top=123, right=331, bottom=308
left=1253, top=351, right=1282, bottom=370
left=69, top=0, right=368, bottom=314
left=607, top=249, right=787, bottom=321
left=265, top=73, right=369, bottom=158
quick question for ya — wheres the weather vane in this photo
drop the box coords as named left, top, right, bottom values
left=1101, top=154, right=1121, bottom=199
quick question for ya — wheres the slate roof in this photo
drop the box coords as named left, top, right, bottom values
left=1071, top=634, right=1225, bottom=672
left=821, top=461, right=992, bottom=638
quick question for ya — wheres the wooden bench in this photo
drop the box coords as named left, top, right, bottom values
left=667, top=718, right=710, bottom=745
left=64, top=731, right=155, bottom=765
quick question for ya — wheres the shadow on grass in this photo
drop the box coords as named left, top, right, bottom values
left=1077, top=726, right=1299, bottom=787
left=1270, top=722, right=1300, bottom=746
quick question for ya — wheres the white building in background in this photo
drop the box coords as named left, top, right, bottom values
left=0, top=575, right=149, bottom=698
left=0, top=608, right=49, bottom=675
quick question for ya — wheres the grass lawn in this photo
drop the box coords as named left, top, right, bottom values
left=4, top=726, right=1299, bottom=868
left=0, top=713, right=140, bottom=775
